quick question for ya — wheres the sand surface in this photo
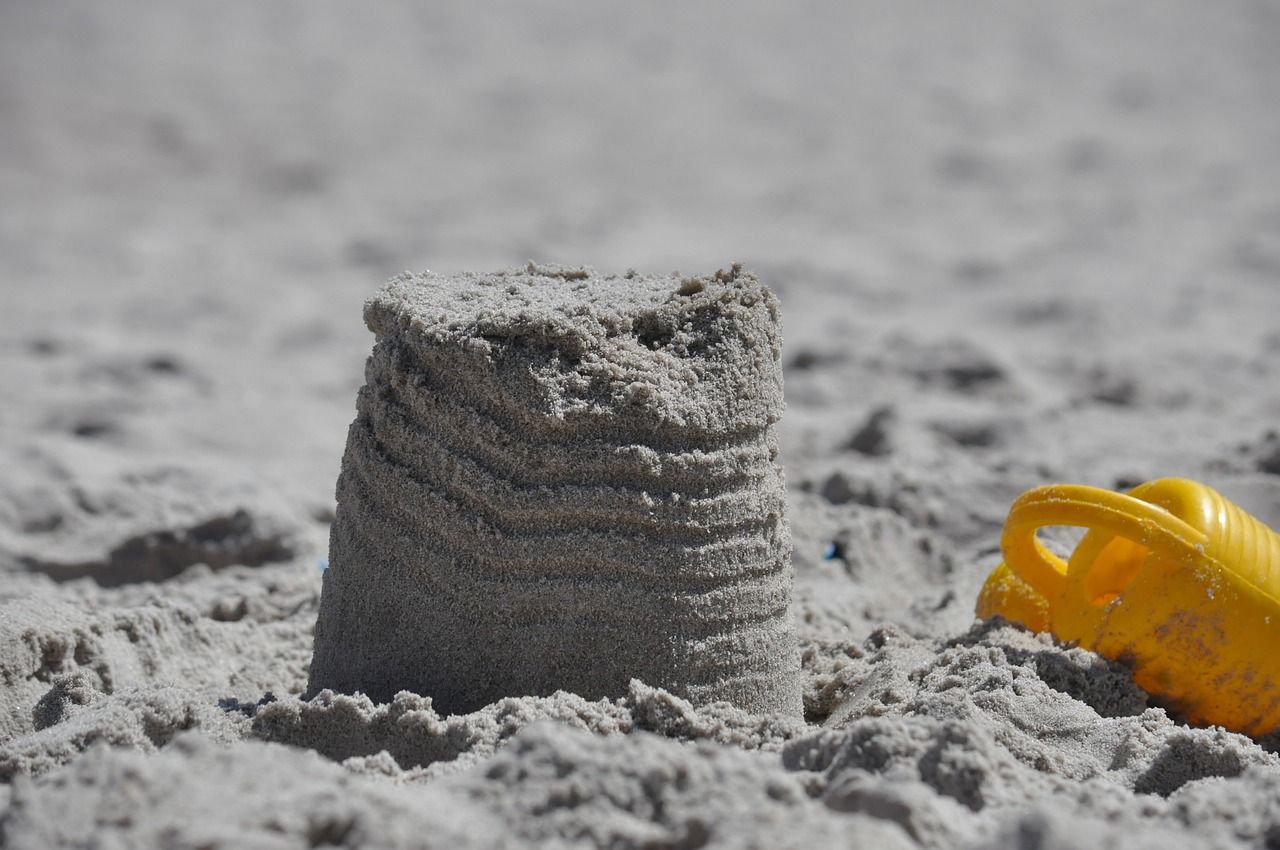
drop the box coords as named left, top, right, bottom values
left=2, top=2, right=1280, bottom=848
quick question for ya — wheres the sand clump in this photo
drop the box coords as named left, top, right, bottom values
left=308, top=263, right=803, bottom=716
left=254, top=679, right=806, bottom=779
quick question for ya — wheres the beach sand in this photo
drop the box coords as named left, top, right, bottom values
left=2, top=2, right=1280, bottom=847
left=309, top=265, right=801, bottom=716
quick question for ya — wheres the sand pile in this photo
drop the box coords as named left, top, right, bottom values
left=308, top=263, right=802, bottom=716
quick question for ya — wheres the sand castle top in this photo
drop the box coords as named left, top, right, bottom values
left=364, top=262, right=784, bottom=434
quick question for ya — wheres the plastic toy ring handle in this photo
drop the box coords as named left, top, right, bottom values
left=1001, top=484, right=1210, bottom=601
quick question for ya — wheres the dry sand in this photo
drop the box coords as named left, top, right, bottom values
left=3, top=2, right=1280, bottom=848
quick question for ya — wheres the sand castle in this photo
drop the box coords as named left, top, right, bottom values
left=307, top=263, right=802, bottom=716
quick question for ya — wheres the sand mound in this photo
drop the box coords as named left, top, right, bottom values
left=308, top=264, right=802, bottom=716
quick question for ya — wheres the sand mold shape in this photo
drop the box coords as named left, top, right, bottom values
left=308, top=264, right=802, bottom=715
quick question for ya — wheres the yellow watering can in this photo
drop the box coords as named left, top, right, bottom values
left=977, top=478, right=1280, bottom=736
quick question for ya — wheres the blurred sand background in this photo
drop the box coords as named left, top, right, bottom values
left=2, top=2, right=1280, bottom=848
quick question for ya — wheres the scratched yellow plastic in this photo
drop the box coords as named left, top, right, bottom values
left=976, top=478, right=1280, bottom=736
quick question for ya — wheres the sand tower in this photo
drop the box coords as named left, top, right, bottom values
left=307, top=263, right=802, bottom=716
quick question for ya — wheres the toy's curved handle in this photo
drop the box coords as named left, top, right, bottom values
left=1001, top=484, right=1210, bottom=602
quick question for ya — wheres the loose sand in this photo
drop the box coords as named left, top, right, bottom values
left=3, top=2, right=1280, bottom=848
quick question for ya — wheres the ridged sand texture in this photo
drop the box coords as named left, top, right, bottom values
left=307, top=263, right=802, bottom=717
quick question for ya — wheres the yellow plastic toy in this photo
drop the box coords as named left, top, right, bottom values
left=976, top=477, right=1280, bottom=736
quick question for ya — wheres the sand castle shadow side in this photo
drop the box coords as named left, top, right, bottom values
left=307, top=264, right=802, bottom=717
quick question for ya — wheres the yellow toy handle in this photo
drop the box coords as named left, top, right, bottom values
left=1002, top=484, right=1210, bottom=601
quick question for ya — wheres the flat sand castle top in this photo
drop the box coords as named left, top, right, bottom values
left=364, top=262, right=785, bottom=433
